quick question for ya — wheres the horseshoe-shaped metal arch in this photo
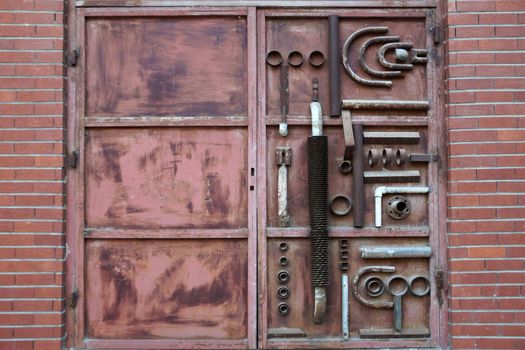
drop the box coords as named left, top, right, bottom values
left=341, top=27, right=392, bottom=88
left=378, top=42, right=415, bottom=71
left=352, top=265, right=396, bottom=309
left=358, top=35, right=403, bottom=79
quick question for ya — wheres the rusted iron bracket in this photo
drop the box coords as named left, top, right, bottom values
left=67, top=289, right=79, bottom=309
left=364, top=170, right=421, bottom=184
left=409, top=153, right=439, bottom=163
left=341, top=110, right=355, bottom=165
left=65, top=48, right=80, bottom=67
left=435, top=267, right=444, bottom=306
left=276, top=147, right=292, bottom=227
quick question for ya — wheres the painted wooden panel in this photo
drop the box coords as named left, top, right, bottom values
left=85, top=17, right=247, bottom=117
left=85, top=239, right=248, bottom=339
left=85, top=127, right=248, bottom=229
left=266, top=126, right=429, bottom=228
left=266, top=238, right=430, bottom=338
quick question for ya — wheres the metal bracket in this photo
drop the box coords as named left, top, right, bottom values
left=67, top=150, right=79, bottom=169
left=435, top=267, right=444, bottom=306
left=65, top=48, right=80, bottom=67
left=67, top=289, right=79, bottom=309
left=431, top=25, right=443, bottom=45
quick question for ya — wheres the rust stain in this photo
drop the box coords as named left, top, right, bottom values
left=101, top=143, right=123, bottom=183
left=205, top=174, right=230, bottom=216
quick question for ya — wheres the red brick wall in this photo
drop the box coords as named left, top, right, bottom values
left=0, top=0, right=65, bottom=349
left=0, top=0, right=524, bottom=349
left=446, top=0, right=525, bottom=349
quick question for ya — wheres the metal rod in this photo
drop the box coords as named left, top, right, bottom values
left=364, top=131, right=420, bottom=145
left=279, top=63, right=289, bottom=136
left=364, top=170, right=421, bottom=184
left=341, top=99, right=430, bottom=110
left=353, top=124, right=364, bottom=227
left=329, top=15, right=340, bottom=118
left=393, top=295, right=403, bottom=331
left=360, top=246, right=432, bottom=259
left=342, top=273, right=349, bottom=340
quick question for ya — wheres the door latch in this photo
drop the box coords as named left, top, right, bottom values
left=65, top=48, right=80, bottom=67
left=435, top=267, right=445, bottom=306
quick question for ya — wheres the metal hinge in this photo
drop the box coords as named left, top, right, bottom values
left=431, top=25, right=443, bottom=45
left=67, top=289, right=79, bottom=309
left=67, top=150, right=79, bottom=169
left=435, top=267, right=444, bottom=306
left=65, top=48, right=80, bottom=67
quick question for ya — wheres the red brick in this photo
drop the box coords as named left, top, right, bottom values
left=456, top=1, right=496, bottom=12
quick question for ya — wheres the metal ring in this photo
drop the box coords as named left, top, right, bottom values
left=364, top=276, right=385, bottom=297
left=339, top=159, right=352, bottom=175
left=396, top=149, right=408, bottom=166
left=368, top=149, right=381, bottom=167
left=277, top=286, right=290, bottom=299
left=279, top=242, right=288, bottom=251
left=277, top=270, right=290, bottom=284
left=278, top=302, right=290, bottom=316
left=266, top=50, right=283, bottom=67
left=330, top=195, right=352, bottom=216
left=382, top=148, right=394, bottom=166
left=309, top=50, right=325, bottom=67
left=409, top=275, right=431, bottom=297
left=279, top=256, right=289, bottom=266
left=288, top=51, right=304, bottom=67
left=386, top=275, right=409, bottom=297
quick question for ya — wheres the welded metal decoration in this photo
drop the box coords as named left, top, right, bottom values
left=342, top=26, right=428, bottom=88
left=275, top=147, right=292, bottom=227
left=308, top=78, right=329, bottom=323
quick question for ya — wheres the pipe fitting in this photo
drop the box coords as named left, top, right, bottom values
left=277, top=286, right=290, bottom=299
left=374, top=186, right=430, bottom=227
left=277, top=270, right=290, bottom=284
left=387, top=195, right=411, bottom=220
left=382, top=148, right=394, bottom=166
left=277, top=302, right=290, bottom=316
left=368, top=149, right=381, bottom=167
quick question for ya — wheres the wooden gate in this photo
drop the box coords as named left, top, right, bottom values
left=66, top=3, right=446, bottom=349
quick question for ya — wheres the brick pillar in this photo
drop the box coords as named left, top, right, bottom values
left=446, top=0, right=525, bottom=348
left=0, top=0, right=65, bottom=349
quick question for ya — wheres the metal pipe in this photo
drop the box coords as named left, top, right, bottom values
left=360, top=246, right=432, bottom=259
left=342, top=273, right=349, bottom=340
left=364, top=170, right=421, bottom=184
left=329, top=15, right=340, bottom=118
left=353, top=124, right=364, bottom=227
left=374, top=186, right=430, bottom=227
left=341, top=99, right=430, bottom=110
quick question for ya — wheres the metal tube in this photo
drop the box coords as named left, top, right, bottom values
left=342, top=273, right=349, bottom=340
left=374, top=186, right=430, bottom=227
left=353, top=124, right=364, bottom=227
left=341, top=99, right=430, bottom=110
left=360, top=246, right=432, bottom=259
left=329, top=15, right=340, bottom=118
left=277, top=164, right=290, bottom=226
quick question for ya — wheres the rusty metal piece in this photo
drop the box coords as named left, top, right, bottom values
left=340, top=250, right=349, bottom=260
left=279, top=62, right=289, bottom=137
left=276, top=147, right=292, bottom=227
left=374, top=186, right=430, bottom=227
left=368, top=149, right=381, bottom=167
left=378, top=42, right=415, bottom=71
left=329, top=15, right=340, bottom=118
left=396, top=149, right=408, bottom=166
left=341, top=26, right=392, bottom=88
left=409, top=275, right=431, bottom=297
left=338, top=159, right=352, bottom=175
left=309, top=50, right=325, bottom=67
left=410, top=48, right=428, bottom=64
left=311, top=78, right=323, bottom=137
left=278, top=302, right=290, bottom=316
left=277, top=270, right=290, bottom=284
left=364, top=170, right=421, bottom=184
left=353, top=266, right=395, bottom=309
left=279, top=256, right=289, bottom=266
left=279, top=242, right=289, bottom=251
left=386, top=275, right=409, bottom=332
left=353, top=124, right=364, bottom=228
left=364, top=276, right=385, bottom=297
left=266, top=50, right=283, bottom=67
left=364, top=131, right=421, bottom=144
left=340, top=261, right=349, bottom=271
left=313, top=286, right=327, bottom=324
left=387, top=195, right=411, bottom=220
left=330, top=195, right=352, bottom=216
left=288, top=50, right=304, bottom=67
left=358, top=35, right=403, bottom=80
left=382, top=148, right=394, bottom=166
left=277, top=286, right=290, bottom=299
left=359, top=328, right=431, bottom=339
left=342, top=110, right=355, bottom=162
left=342, top=273, right=349, bottom=340
left=409, top=153, right=438, bottom=163
left=342, top=100, right=430, bottom=111
left=360, top=246, right=432, bottom=259
left=340, top=239, right=348, bottom=248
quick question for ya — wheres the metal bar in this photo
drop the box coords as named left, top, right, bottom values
left=353, top=124, right=364, bottom=227
left=341, top=110, right=354, bottom=160
left=279, top=63, right=289, bottom=136
left=363, top=131, right=420, bottom=144
left=359, top=328, right=430, bottom=339
left=342, top=273, right=349, bottom=340
left=360, top=246, right=432, bottom=259
left=328, top=14, right=340, bottom=118
left=341, top=99, right=430, bottom=110
left=393, top=295, right=403, bottom=331
left=364, top=170, right=421, bottom=183
left=409, top=153, right=437, bottom=163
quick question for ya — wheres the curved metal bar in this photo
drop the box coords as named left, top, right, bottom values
left=352, top=265, right=395, bottom=309
left=358, top=36, right=403, bottom=79
left=378, top=42, right=414, bottom=70
left=341, top=27, right=392, bottom=88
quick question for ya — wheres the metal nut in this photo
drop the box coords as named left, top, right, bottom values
left=278, top=302, right=290, bottom=316
left=339, top=159, right=352, bottom=175
left=277, top=286, right=290, bottom=299
left=277, top=270, right=290, bottom=284
left=386, top=195, right=411, bottom=220
left=279, top=256, right=289, bottom=266
left=279, top=242, right=288, bottom=251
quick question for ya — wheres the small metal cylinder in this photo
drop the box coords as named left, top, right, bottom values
left=279, top=242, right=289, bottom=251
left=279, top=256, right=289, bottom=266
left=288, top=51, right=304, bottom=67
left=266, top=50, right=282, bottom=67
left=382, top=148, right=394, bottom=166
left=278, top=302, right=290, bottom=316
left=277, top=270, right=290, bottom=284
left=309, top=50, right=325, bottom=67
left=396, top=149, right=408, bottom=166
left=368, top=149, right=381, bottom=167
left=277, top=286, right=290, bottom=299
